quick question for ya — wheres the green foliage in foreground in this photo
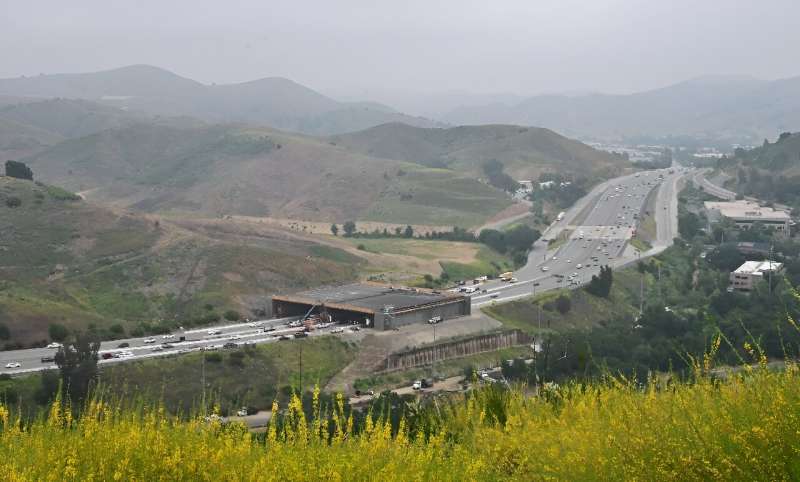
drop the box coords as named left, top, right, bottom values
left=0, top=364, right=798, bottom=480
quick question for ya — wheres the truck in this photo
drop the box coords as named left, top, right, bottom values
left=556, top=212, right=565, bottom=222
left=500, top=271, right=514, bottom=282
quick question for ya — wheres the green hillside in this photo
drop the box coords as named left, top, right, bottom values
left=718, top=131, right=800, bottom=208
left=23, top=123, right=513, bottom=227
left=0, top=176, right=360, bottom=348
left=330, top=122, right=628, bottom=180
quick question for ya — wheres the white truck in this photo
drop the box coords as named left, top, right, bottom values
left=556, top=212, right=565, bottom=222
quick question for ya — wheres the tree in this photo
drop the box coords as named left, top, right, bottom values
left=330, top=223, right=339, bottom=236
left=224, top=310, right=240, bottom=321
left=55, top=332, right=100, bottom=404
left=586, top=265, right=613, bottom=298
left=48, top=323, right=69, bottom=342
left=343, top=221, right=356, bottom=237
left=555, top=294, right=572, bottom=314
left=4, top=160, right=33, bottom=180
left=403, top=225, right=414, bottom=238
left=0, top=322, right=9, bottom=340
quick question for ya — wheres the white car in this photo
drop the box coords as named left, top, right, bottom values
left=46, top=342, right=62, bottom=349
left=412, top=380, right=422, bottom=390
left=206, top=329, right=221, bottom=336
left=118, top=351, right=134, bottom=358
left=5, top=362, right=21, bottom=368
left=566, top=259, right=572, bottom=264
left=161, top=334, right=174, bottom=339
left=541, top=266, right=549, bottom=272
left=331, top=327, right=345, bottom=334
left=143, top=338, right=156, bottom=344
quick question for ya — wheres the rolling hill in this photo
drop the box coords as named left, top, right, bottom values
left=443, top=75, right=800, bottom=143
left=22, top=122, right=515, bottom=227
left=0, top=65, right=442, bottom=135
left=0, top=176, right=361, bottom=348
left=329, top=122, right=628, bottom=180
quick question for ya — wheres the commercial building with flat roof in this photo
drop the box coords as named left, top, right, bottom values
left=729, top=260, right=783, bottom=292
left=271, top=283, right=471, bottom=330
left=704, top=200, right=791, bottom=236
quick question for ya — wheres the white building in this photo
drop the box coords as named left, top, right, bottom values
left=729, top=260, right=783, bottom=292
left=704, top=200, right=791, bottom=237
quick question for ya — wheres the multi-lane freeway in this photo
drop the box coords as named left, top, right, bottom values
left=0, top=167, right=690, bottom=375
left=471, top=167, right=689, bottom=306
left=0, top=315, right=359, bottom=375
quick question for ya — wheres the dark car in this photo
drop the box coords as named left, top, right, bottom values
left=278, top=335, right=291, bottom=341
left=294, top=332, right=308, bottom=338
left=117, top=342, right=130, bottom=348
left=263, top=326, right=276, bottom=332
left=40, top=356, right=55, bottom=363
left=223, top=342, right=238, bottom=349
left=101, top=353, right=113, bottom=360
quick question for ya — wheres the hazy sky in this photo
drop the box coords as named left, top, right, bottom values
left=2, top=0, right=798, bottom=99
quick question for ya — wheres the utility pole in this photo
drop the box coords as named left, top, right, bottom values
left=201, top=349, right=206, bottom=413
left=299, top=340, right=303, bottom=395
left=769, top=244, right=773, bottom=295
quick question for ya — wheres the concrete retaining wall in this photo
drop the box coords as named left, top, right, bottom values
left=382, top=330, right=531, bottom=372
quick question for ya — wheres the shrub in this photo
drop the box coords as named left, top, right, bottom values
left=223, top=310, right=240, bottom=322
left=555, top=294, right=572, bottom=314
left=5, top=196, right=21, bottom=208
left=48, top=323, right=69, bottom=342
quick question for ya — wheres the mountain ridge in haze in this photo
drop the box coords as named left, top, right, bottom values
left=0, top=65, right=443, bottom=135
left=441, top=74, right=800, bottom=143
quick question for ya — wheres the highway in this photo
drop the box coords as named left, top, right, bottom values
left=471, top=167, right=690, bottom=307
left=0, top=315, right=361, bottom=375
left=0, top=168, right=690, bottom=375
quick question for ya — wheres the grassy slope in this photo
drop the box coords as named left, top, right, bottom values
left=24, top=123, right=512, bottom=227
left=0, top=177, right=360, bottom=347
left=0, top=368, right=797, bottom=480
left=330, top=122, right=629, bottom=180
left=101, top=336, right=357, bottom=414
left=483, top=268, right=644, bottom=334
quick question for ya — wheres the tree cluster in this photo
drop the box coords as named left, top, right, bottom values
left=4, top=160, right=33, bottom=180
left=482, top=159, right=520, bottom=193
left=585, top=265, right=613, bottom=298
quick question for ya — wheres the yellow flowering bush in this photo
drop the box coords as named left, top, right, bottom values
left=0, top=365, right=798, bottom=480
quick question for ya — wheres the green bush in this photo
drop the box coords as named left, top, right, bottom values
left=223, top=310, right=240, bottom=322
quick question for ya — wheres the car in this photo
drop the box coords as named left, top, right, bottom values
left=552, top=256, right=558, bottom=261
left=412, top=380, right=422, bottom=390
left=206, top=329, right=221, bottom=336
left=278, top=335, right=293, bottom=341
left=576, top=264, right=582, bottom=269
left=247, top=322, right=258, bottom=327
left=541, top=266, right=549, bottom=272
left=223, top=342, right=238, bottom=349
left=236, top=407, right=249, bottom=417
left=228, top=335, right=240, bottom=340
left=202, top=345, right=220, bottom=351
left=428, top=316, right=442, bottom=324
left=46, top=342, right=63, bottom=349
left=118, top=351, right=134, bottom=358
left=490, top=294, right=499, bottom=299
left=143, top=338, right=156, bottom=344
left=5, top=362, right=21, bottom=368
left=509, top=277, right=518, bottom=283
left=350, top=326, right=361, bottom=332
left=41, top=355, right=56, bottom=363
left=161, top=343, right=174, bottom=349
left=151, top=346, right=163, bottom=352
left=263, top=326, right=277, bottom=332
left=294, top=332, right=308, bottom=339
left=161, top=334, right=175, bottom=339
left=100, top=353, right=113, bottom=360
left=331, top=327, right=345, bottom=334
left=288, top=320, right=303, bottom=328
left=117, top=342, right=130, bottom=348
left=566, top=259, right=572, bottom=263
